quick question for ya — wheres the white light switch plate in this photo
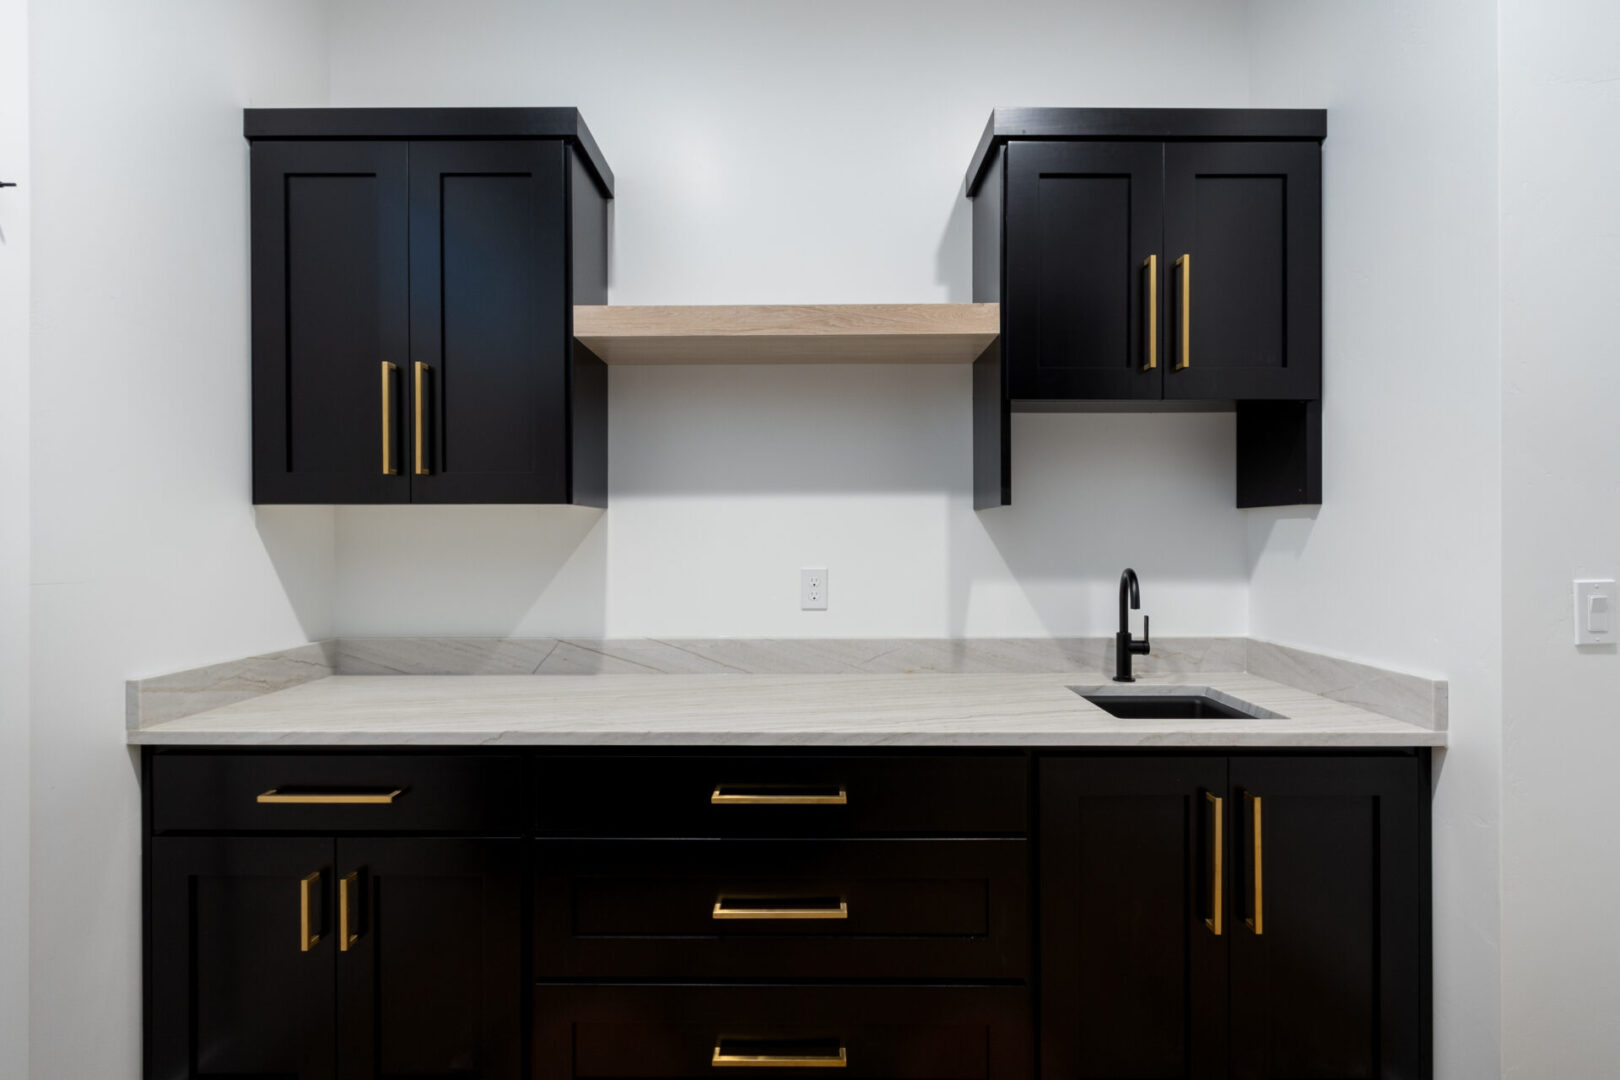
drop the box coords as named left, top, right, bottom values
left=1574, top=579, right=1616, bottom=645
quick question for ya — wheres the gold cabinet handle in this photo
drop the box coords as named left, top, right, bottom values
left=257, top=788, right=404, bottom=805
left=380, top=362, right=398, bottom=475
left=712, top=896, right=849, bottom=920
left=1205, top=791, right=1223, bottom=936
left=711, top=784, right=847, bottom=806
left=413, top=361, right=430, bottom=475
left=712, top=1041, right=848, bottom=1069
left=339, top=871, right=361, bottom=952
left=299, top=870, right=322, bottom=952
left=1174, top=253, right=1191, bottom=371
left=1246, top=792, right=1264, bottom=935
left=1141, top=254, right=1159, bottom=371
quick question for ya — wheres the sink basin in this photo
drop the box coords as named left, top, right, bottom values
left=1070, top=687, right=1279, bottom=721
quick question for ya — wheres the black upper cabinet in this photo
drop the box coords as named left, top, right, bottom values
left=248, top=109, right=611, bottom=506
left=969, top=108, right=1325, bottom=509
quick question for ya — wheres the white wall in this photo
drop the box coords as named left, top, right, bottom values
left=26, top=3, right=334, bottom=1076
left=1499, top=1, right=1620, bottom=1074
left=0, top=0, right=29, bottom=1072
left=325, top=0, right=1257, bottom=640
left=1243, top=2, right=1502, bottom=1076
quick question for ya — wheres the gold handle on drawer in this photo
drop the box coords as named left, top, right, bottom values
left=1246, top=791, right=1264, bottom=935
left=1174, top=253, right=1191, bottom=371
left=380, top=361, right=398, bottom=475
left=299, top=870, right=322, bottom=953
left=712, top=1041, right=848, bottom=1069
left=339, top=871, right=361, bottom=952
left=711, top=784, right=847, bottom=806
left=413, top=361, right=430, bottom=476
left=1141, top=254, right=1159, bottom=371
left=1205, top=791, right=1223, bottom=936
left=712, top=896, right=849, bottom=921
left=257, top=788, right=404, bottom=805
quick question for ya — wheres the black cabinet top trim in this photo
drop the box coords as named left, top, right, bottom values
left=965, top=107, right=1327, bottom=195
left=243, top=107, right=614, bottom=196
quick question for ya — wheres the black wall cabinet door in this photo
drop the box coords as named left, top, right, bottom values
left=148, top=837, right=337, bottom=1080
left=251, top=142, right=409, bottom=504
left=1039, top=756, right=1228, bottom=1080
left=407, top=141, right=571, bottom=503
left=1227, top=755, right=1430, bottom=1080
left=1163, top=143, right=1322, bottom=401
left=1004, top=142, right=1164, bottom=401
left=336, top=838, right=524, bottom=1080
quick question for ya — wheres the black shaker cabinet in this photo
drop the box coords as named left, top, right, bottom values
left=1040, top=752, right=1431, bottom=1080
left=968, top=108, right=1326, bottom=509
left=247, top=109, right=611, bottom=505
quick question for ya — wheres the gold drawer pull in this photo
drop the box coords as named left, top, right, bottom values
left=299, top=870, right=322, bottom=952
left=713, top=896, right=848, bottom=920
left=339, top=871, right=361, bottom=952
left=258, top=788, right=404, bottom=805
left=1205, top=790, right=1224, bottom=936
left=713, top=1040, right=848, bottom=1069
left=1141, top=254, right=1159, bottom=371
left=413, top=361, right=430, bottom=475
left=1246, top=791, right=1264, bottom=935
left=1174, top=253, right=1192, bottom=371
left=380, top=361, right=398, bottom=475
left=711, top=784, right=847, bottom=806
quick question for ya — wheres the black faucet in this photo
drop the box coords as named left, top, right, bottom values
left=1114, top=567, right=1151, bottom=682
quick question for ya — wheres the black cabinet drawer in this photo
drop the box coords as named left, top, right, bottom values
left=535, top=753, right=1028, bottom=837
left=151, top=752, right=525, bottom=834
left=535, top=838, right=1028, bottom=979
left=534, top=985, right=1032, bottom=1079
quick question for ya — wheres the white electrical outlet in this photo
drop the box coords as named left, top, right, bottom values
left=1574, top=579, right=1616, bottom=646
left=801, top=568, right=828, bottom=611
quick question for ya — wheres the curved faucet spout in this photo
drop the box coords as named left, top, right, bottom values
left=1119, top=567, right=1140, bottom=630
left=1114, top=568, right=1149, bottom=683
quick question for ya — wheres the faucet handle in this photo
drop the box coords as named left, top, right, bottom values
left=1132, top=615, right=1152, bottom=655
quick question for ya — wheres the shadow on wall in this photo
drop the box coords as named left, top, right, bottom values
left=1243, top=503, right=1322, bottom=579
left=254, top=506, right=337, bottom=640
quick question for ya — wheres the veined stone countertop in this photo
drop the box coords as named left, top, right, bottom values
left=126, top=671, right=1445, bottom=748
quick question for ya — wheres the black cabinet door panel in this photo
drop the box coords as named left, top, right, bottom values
left=251, top=142, right=409, bottom=503
left=148, top=837, right=336, bottom=1079
left=408, top=141, right=570, bottom=503
left=1227, top=755, right=1430, bottom=1080
left=1163, top=142, right=1321, bottom=400
left=1040, top=756, right=1227, bottom=1080
left=336, top=838, right=524, bottom=1080
left=1004, top=142, right=1164, bottom=401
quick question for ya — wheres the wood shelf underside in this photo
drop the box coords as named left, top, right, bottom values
left=573, top=304, right=1000, bottom=364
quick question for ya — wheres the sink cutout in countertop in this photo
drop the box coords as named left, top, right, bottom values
left=1069, top=685, right=1284, bottom=721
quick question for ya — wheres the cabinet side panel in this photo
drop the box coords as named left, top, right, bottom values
left=971, top=147, right=1003, bottom=303
left=973, top=340, right=1009, bottom=509
left=569, top=146, right=609, bottom=306
left=570, top=342, right=608, bottom=507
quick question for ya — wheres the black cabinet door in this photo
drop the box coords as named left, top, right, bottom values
left=1162, top=142, right=1322, bottom=401
left=148, top=837, right=336, bottom=1080
left=335, top=838, right=524, bottom=1080
left=408, top=141, right=571, bottom=503
left=1227, top=755, right=1430, bottom=1080
left=251, top=142, right=410, bottom=504
left=1040, top=756, right=1228, bottom=1080
left=1004, top=142, right=1164, bottom=401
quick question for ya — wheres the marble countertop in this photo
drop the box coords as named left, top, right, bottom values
left=126, top=671, right=1445, bottom=748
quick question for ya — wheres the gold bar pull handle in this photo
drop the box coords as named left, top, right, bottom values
left=339, top=871, right=362, bottom=952
left=380, top=362, right=398, bottom=475
left=1174, top=253, right=1191, bottom=371
left=1205, top=791, right=1224, bottom=936
left=299, top=870, right=323, bottom=953
left=712, top=1040, right=848, bottom=1069
left=711, top=784, right=847, bottom=806
left=258, top=788, right=404, bottom=805
left=1246, top=792, right=1264, bottom=935
left=1141, top=254, right=1159, bottom=371
left=713, top=896, right=849, bottom=921
left=413, top=361, right=431, bottom=476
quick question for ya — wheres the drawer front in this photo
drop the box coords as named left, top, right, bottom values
left=534, top=985, right=1032, bottom=1079
left=535, top=754, right=1028, bottom=837
left=151, top=752, right=525, bottom=834
left=536, top=838, right=1028, bottom=979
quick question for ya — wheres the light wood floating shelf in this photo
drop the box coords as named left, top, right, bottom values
left=573, top=303, right=1000, bottom=364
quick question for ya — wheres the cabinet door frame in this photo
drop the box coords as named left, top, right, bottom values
left=1039, top=755, right=1229, bottom=1080
left=148, top=836, right=337, bottom=1080
left=1004, top=141, right=1166, bottom=401
left=1162, top=141, right=1322, bottom=401
left=250, top=140, right=410, bottom=504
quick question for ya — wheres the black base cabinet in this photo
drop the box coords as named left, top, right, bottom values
left=143, top=747, right=1429, bottom=1080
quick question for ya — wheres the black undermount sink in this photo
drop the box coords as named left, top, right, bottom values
left=1075, top=691, right=1268, bottom=721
